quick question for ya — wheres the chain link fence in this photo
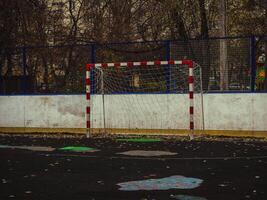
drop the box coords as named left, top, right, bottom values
left=0, top=36, right=266, bottom=95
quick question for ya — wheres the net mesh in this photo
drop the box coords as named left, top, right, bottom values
left=90, top=62, right=204, bottom=132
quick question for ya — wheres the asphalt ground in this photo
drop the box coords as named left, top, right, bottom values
left=0, top=134, right=267, bottom=200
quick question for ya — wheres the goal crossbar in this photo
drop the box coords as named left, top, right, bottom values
left=85, top=59, right=194, bottom=137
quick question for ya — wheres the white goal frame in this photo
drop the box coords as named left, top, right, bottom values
left=85, top=60, right=198, bottom=137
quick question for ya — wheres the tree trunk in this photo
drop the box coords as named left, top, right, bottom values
left=219, top=0, right=228, bottom=91
left=0, top=49, right=4, bottom=77
left=198, top=0, right=210, bottom=91
left=264, top=39, right=267, bottom=91
left=41, top=55, right=49, bottom=92
left=264, top=0, right=267, bottom=91
left=5, top=50, right=13, bottom=76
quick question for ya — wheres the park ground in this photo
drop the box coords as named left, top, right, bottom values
left=0, top=134, right=267, bottom=200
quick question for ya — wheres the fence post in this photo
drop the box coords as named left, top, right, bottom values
left=250, top=36, right=256, bottom=92
left=90, top=43, right=96, bottom=94
left=166, top=40, right=171, bottom=92
left=22, top=47, right=27, bottom=94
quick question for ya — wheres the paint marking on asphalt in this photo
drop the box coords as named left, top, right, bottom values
left=39, top=153, right=267, bottom=160
left=117, top=175, right=203, bottom=191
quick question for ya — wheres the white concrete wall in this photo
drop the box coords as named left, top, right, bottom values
left=0, top=95, right=85, bottom=128
left=0, top=93, right=266, bottom=131
left=204, top=93, right=267, bottom=131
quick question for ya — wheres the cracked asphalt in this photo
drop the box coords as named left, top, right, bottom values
left=0, top=134, right=267, bottom=200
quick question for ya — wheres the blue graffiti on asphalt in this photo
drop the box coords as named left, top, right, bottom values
left=117, top=175, right=203, bottom=191
left=171, top=194, right=207, bottom=200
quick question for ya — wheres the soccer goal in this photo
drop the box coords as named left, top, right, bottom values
left=85, top=60, right=204, bottom=137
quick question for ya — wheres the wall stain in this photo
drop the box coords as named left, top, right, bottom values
left=26, top=120, right=32, bottom=126
left=58, top=105, right=82, bottom=117
left=40, top=97, right=53, bottom=106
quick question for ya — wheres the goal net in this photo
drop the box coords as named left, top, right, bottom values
left=85, top=60, right=204, bottom=137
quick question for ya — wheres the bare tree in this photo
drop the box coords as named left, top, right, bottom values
left=264, top=0, right=267, bottom=90
left=198, top=0, right=211, bottom=90
left=219, top=0, right=228, bottom=90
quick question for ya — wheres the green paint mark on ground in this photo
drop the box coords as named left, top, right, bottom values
left=116, top=138, right=162, bottom=143
left=58, top=146, right=97, bottom=152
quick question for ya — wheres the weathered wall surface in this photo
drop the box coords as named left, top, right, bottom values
left=0, top=94, right=266, bottom=131
left=203, top=94, right=267, bottom=131
left=0, top=95, right=85, bottom=128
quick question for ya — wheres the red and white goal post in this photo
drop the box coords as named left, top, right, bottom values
left=85, top=60, right=204, bottom=138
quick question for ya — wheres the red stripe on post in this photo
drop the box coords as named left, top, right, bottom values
left=155, top=60, right=161, bottom=65
left=188, top=76, right=194, bottom=83
left=141, top=61, right=147, bottom=66
left=189, top=106, right=194, bottom=114
left=182, top=60, right=193, bottom=68
left=189, top=91, right=194, bottom=99
left=168, top=60, right=175, bottom=65
left=85, top=78, right=90, bottom=85
left=127, top=62, right=133, bottom=67
left=86, top=107, right=90, bottom=114
left=86, top=64, right=94, bottom=70
left=190, top=122, right=194, bottom=130
left=86, top=93, right=90, bottom=100
left=87, top=121, right=90, bottom=129
left=114, top=62, right=120, bottom=68
left=101, top=63, right=108, bottom=68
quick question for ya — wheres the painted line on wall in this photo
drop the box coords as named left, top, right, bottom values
left=0, top=127, right=266, bottom=138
